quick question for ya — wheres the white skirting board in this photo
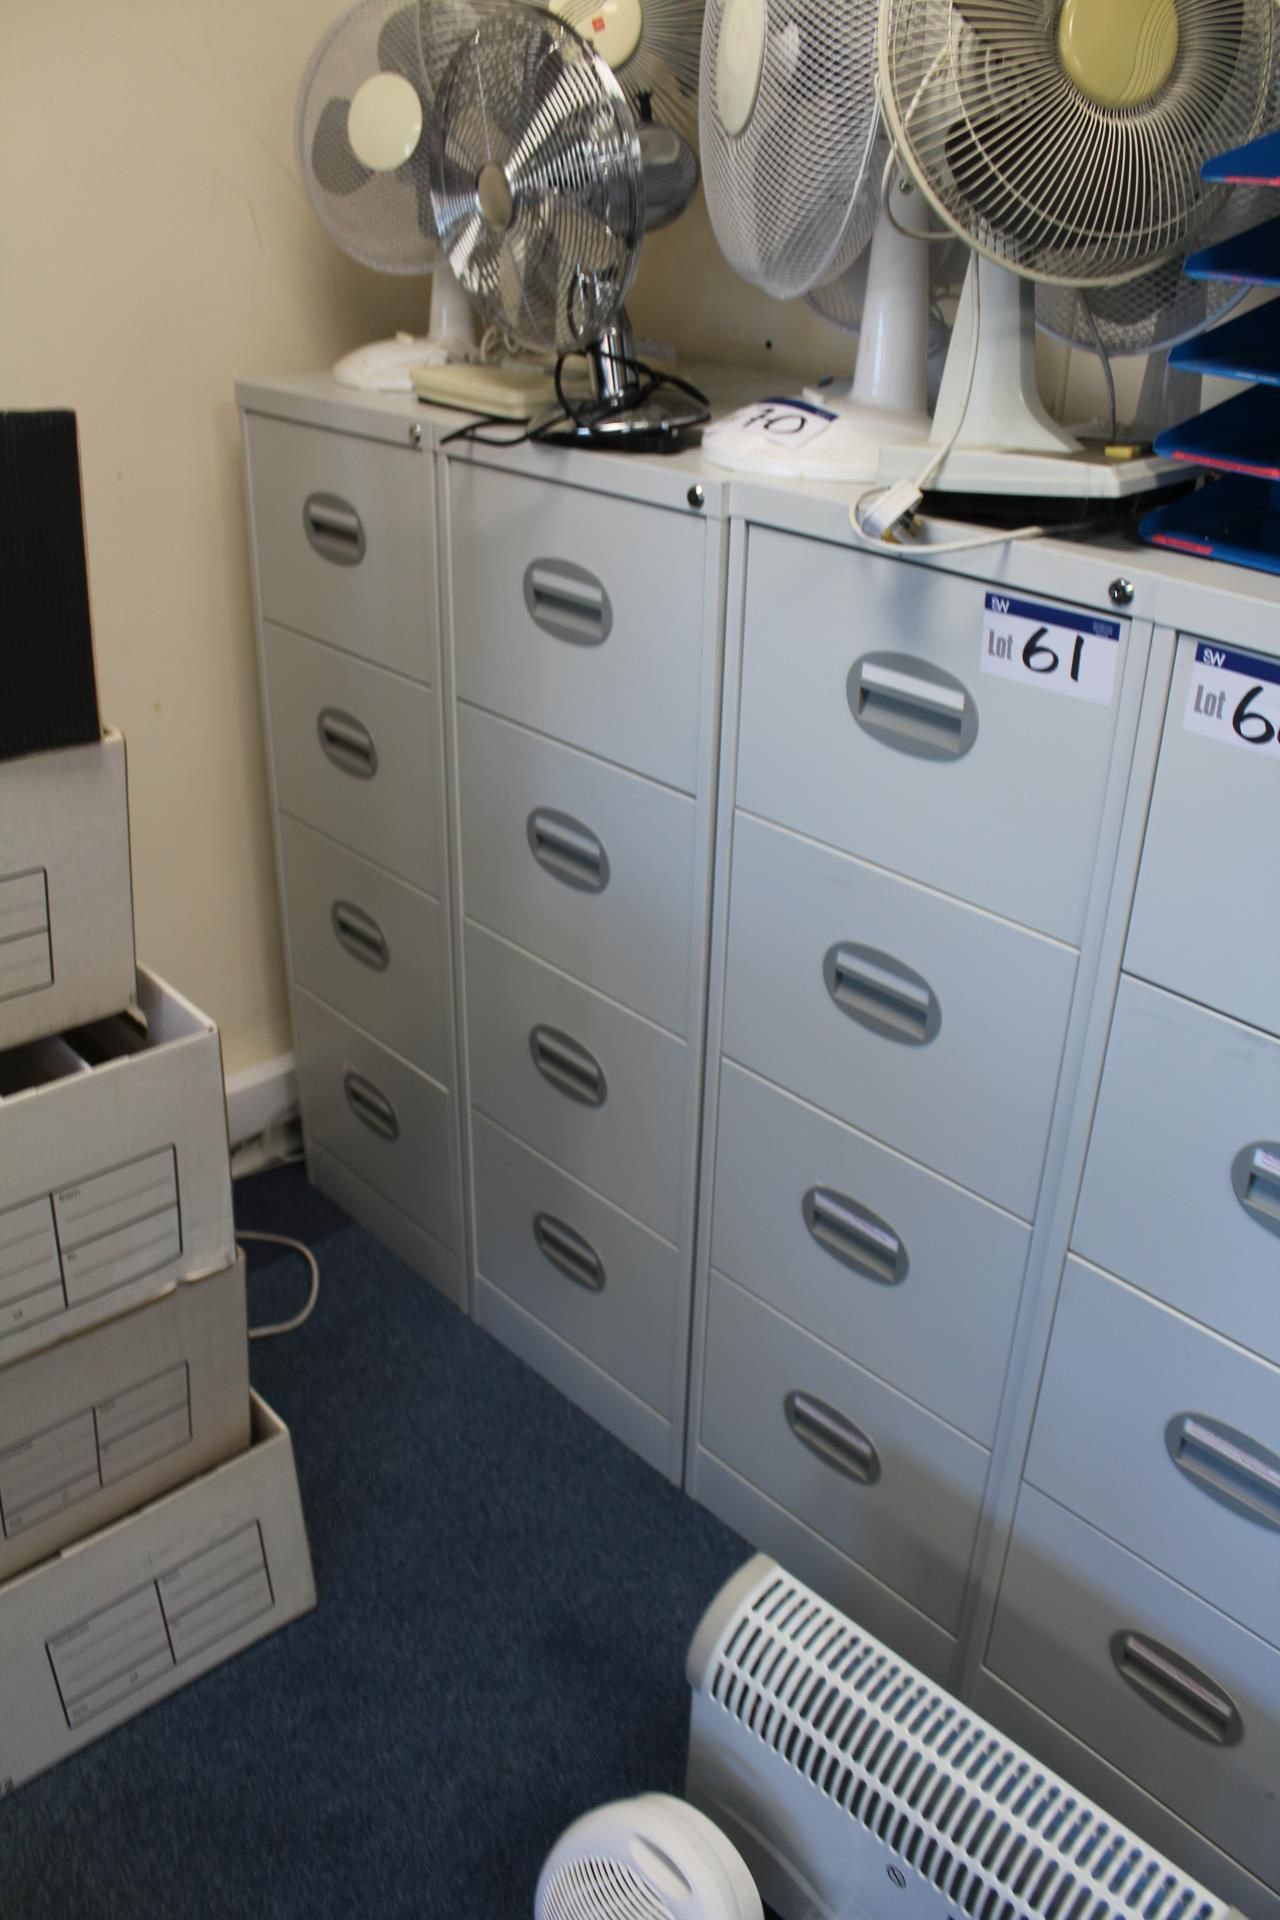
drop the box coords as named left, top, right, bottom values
left=225, top=1052, right=297, bottom=1152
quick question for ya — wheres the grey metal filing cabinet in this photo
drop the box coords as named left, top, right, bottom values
left=439, top=445, right=729, bottom=1484
left=687, top=504, right=1157, bottom=1686
left=238, top=376, right=466, bottom=1305
left=970, top=602, right=1280, bottom=1920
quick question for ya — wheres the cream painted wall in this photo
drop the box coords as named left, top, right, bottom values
left=0, top=0, right=1208, bottom=1084
left=1, top=0, right=418, bottom=1077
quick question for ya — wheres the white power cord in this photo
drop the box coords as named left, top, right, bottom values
left=239, top=1230, right=320, bottom=1340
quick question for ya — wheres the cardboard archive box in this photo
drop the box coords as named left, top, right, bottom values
left=0, top=1252, right=250, bottom=1584
left=0, top=731, right=136, bottom=1052
left=0, top=966, right=236, bottom=1363
left=0, top=1392, right=314, bottom=1794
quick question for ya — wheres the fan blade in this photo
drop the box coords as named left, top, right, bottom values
left=312, top=97, right=372, bottom=196
left=378, top=4, right=423, bottom=83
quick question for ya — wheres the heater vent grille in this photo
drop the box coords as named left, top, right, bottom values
left=707, top=1571, right=1227, bottom=1920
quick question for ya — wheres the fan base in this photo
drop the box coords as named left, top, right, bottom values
left=538, top=390, right=710, bottom=454
left=702, top=398, right=929, bottom=481
left=876, top=438, right=1185, bottom=502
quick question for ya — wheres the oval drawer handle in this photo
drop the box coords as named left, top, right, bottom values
left=331, top=899, right=390, bottom=972
left=1165, top=1412, right=1280, bottom=1532
left=1109, top=1632, right=1243, bottom=1747
left=342, top=1069, right=399, bottom=1142
left=847, top=652, right=978, bottom=762
left=533, top=1212, right=606, bottom=1292
left=523, top=558, right=613, bottom=645
left=802, top=1186, right=908, bottom=1286
left=529, top=1025, right=607, bottom=1108
left=784, top=1391, right=881, bottom=1486
left=527, top=808, right=611, bottom=893
left=317, top=707, right=378, bottom=780
left=303, top=491, right=366, bottom=566
left=1231, top=1141, right=1280, bottom=1239
left=823, top=942, right=941, bottom=1047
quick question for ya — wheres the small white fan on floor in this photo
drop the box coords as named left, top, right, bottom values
left=535, top=1793, right=764, bottom=1920
left=298, top=0, right=477, bottom=389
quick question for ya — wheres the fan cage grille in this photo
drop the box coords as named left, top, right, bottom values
left=297, top=0, right=443, bottom=274
left=879, top=0, right=1276, bottom=286
left=553, top=0, right=704, bottom=148
left=430, top=7, right=643, bottom=352
left=542, top=1856, right=676, bottom=1920
left=706, top=1570, right=1230, bottom=1920
left=699, top=0, right=881, bottom=299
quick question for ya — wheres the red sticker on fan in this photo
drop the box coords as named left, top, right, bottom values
left=592, top=14, right=605, bottom=29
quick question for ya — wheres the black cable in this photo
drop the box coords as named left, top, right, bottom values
left=437, top=410, right=566, bottom=448
left=534, top=349, right=709, bottom=441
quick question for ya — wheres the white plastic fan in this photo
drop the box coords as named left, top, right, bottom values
left=535, top=1793, right=764, bottom=1920
left=298, top=0, right=477, bottom=389
left=429, top=4, right=708, bottom=448
left=873, top=0, right=1278, bottom=501
left=697, top=1, right=932, bottom=481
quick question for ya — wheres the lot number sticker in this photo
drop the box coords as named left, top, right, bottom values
left=980, top=593, right=1121, bottom=706
left=1184, top=642, right=1280, bottom=758
left=722, top=397, right=837, bottom=447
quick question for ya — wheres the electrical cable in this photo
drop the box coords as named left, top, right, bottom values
left=240, top=1230, right=320, bottom=1340
left=850, top=255, right=1049, bottom=556
left=1082, top=299, right=1119, bottom=444
left=537, top=349, right=709, bottom=441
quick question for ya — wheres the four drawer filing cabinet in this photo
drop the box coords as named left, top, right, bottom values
left=239, top=375, right=1280, bottom=1918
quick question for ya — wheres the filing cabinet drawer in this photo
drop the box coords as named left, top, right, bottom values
left=293, top=989, right=457, bottom=1248
left=722, top=814, right=1077, bottom=1218
left=464, top=923, right=687, bottom=1242
left=245, top=413, right=434, bottom=682
left=1074, top=977, right=1280, bottom=1363
left=263, top=623, right=440, bottom=893
left=737, top=527, right=1126, bottom=942
left=990, top=1485, right=1280, bottom=1890
left=1027, top=1259, right=1280, bottom=1652
left=448, top=462, right=706, bottom=792
left=1128, top=633, right=1280, bottom=1037
left=712, top=1062, right=1030, bottom=1445
left=279, top=816, right=451, bottom=1084
left=472, top=1114, right=679, bottom=1418
left=700, top=1271, right=988, bottom=1632
left=458, top=705, right=697, bottom=1037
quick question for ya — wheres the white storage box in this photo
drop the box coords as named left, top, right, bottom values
left=0, top=966, right=235, bottom=1362
left=0, top=731, right=136, bottom=1051
left=0, top=1252, right=250, bottom=1583
left=0, top=1391, right=314, bottom=1794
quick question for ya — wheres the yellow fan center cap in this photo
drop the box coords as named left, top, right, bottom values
left=1058, top=0, right=1179, bottom=108
left=550, top=0, right=643, bottom=71
left=347, top=72, right=423, bottom=171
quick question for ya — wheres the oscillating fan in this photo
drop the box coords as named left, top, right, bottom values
left=535, top=1794, right=763, bottom=1920
left=298, top=0, right=476, bottom=389
left=873, top=0, right=1277, bottom=504
left=698, top=0, right=933, bottom=480
left=687, top=1556, right=1244, bottom=1920
left=548, top=0, right=704, bottom=148
left=429, top=4, right=710, bottom=448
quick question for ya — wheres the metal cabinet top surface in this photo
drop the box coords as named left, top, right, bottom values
left=239, top=373, right=1280, bottom=654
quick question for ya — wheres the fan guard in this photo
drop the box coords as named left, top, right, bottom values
left=429, top=6, right=643, bottom=353
left=550, top=0, right=704, bottom=149
left=298, top=0, right=443, bottom=273
left=536, top=1794, right=764, bottom=1920
left=699, top=0, right=881, bottom=299
left=879, top=0, right=1277, bottom=286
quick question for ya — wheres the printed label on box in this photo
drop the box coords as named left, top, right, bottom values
left=0, top=870, right=52, bottom=1003
left=47, top=1523, right=271, bottom=1727
left=0, top=1146, right=182, bottom=1340
left=0, top=1363, right=191, bottom=1538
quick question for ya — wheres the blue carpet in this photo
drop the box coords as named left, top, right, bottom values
left=1, top=1165, right=747, bottom=1919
